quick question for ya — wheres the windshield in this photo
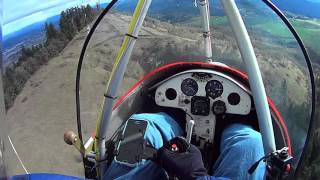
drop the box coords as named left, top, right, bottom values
left=80, top=0, right=312, bottom=169
left=1, top=0, right=315, bottom=178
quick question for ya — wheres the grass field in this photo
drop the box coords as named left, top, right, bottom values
left=181, top=14, right=320, bottom=65
left=292, top=19, right=320, bottom=52
left=181, top=16, right=229, bottom=27
left=207, top=15, right=320, bottom=62
left=252, top=18, right=320, bottom=58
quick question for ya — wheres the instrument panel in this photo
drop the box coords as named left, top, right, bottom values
left=154, top=69, right=251, bottom=145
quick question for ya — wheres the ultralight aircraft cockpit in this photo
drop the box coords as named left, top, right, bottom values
left=0, top=0, right=316, bottom=180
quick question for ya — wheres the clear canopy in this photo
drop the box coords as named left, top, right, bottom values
left=1, top=0, right=314, bottom=178
left=81, top=0, right=312, bottom=171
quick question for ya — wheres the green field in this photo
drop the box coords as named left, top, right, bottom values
left=253, top=21, right=291, bottom=38
left=207, top=16, right=320, bottom=62
left=252, top=18, right=320, bottom=52
left=292, top=19, right=320, bottom=52
left=181, top=16, right=229, bottom=27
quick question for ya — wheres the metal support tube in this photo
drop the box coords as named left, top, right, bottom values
left=96, top=0, right=153, bottom=177
left=197, top=0, right=213, bottom=62
left=220, top=0, right=276, bottom=154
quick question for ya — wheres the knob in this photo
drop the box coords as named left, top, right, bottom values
left=64, top=131, right=77, bottom=145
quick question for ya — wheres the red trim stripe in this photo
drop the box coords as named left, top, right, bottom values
left=267, top=98, right=292, bottom=155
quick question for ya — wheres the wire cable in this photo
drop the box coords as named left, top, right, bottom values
left=75, top=0, right=118, bottom=150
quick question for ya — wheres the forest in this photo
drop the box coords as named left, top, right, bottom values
left=3, top=5, right=96, bottom=108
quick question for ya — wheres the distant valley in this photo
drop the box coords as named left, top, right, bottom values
left=3, top=15, right=60, bottom=67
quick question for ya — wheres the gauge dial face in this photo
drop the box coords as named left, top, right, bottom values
left=181, top=78, right=198, bottom=96
left=205, top=80, right=223, bottom=99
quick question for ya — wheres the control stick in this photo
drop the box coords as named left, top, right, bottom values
left=186, top=120, right=195, bottom=143
left=157, top=137, right=208, bottom=180
left=164, top=137, right=190, bottom=153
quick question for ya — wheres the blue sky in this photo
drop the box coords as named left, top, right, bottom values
left=3, top=0, right=110, bottom=37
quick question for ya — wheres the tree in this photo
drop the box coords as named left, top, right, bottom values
left=60, top=10, right=77, bottom=40
left=45, top=23, right=59, bottom=40
left=85, top=5, right=94, bottom=22
left=96, top=3, right=101, bottom=11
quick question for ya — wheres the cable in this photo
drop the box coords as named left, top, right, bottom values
left=185, top=111, right=194, bottom=120
left=8, top=136, right=29, bottom=174
left=262, top=0, right=316, bottom=177
left=76, top=0, right=118, bottom=150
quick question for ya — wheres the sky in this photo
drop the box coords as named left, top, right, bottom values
left=3, top=0, right=111, bottom=37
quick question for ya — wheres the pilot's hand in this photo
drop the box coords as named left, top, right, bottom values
left=157, top=137, right=208, bottom=180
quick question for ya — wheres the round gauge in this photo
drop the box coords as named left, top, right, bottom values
left=205, top=80, right=223, bottom=99
left=181, top=78, right=198, bottom=96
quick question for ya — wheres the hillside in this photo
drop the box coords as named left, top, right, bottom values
left=5, top=12, right=310, bottom=177
left=5, top=13, right=199, bottom=176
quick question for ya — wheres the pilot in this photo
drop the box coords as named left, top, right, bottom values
left=104, top=112, right=265, bottom=180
